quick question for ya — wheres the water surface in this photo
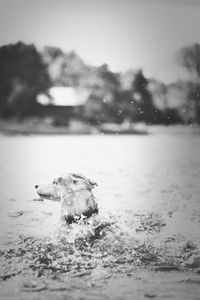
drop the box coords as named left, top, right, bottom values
left=1, top=132, right=200, bottom=299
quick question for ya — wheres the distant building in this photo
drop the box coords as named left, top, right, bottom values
left=36, top=87, right=89, bottom=125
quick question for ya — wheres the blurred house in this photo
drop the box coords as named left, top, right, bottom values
left=37, top=87, right=89, bottom=125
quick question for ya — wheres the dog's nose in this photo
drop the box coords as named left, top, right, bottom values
left=35, top=185, right=39, bottom=189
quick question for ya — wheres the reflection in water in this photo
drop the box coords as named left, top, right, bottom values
left=1, top=134, right=200, bottom=299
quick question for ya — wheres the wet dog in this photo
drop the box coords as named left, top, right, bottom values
left=35, top=173, right=99, bottom=224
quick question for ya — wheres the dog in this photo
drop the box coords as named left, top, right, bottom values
left=35, top=173, right=99, bottom=224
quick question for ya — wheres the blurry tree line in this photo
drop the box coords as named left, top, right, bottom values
left=1, top=41, right=200, bottom=125
left=0, top=42, right=51, bottom=118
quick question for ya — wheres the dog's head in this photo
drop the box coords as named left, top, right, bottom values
left=53, top=173, right=97, bottom=192
left=35, top=173, right=98, bottom=223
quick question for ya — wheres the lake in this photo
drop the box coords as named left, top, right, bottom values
left=1, top=131, right=200, bottom=299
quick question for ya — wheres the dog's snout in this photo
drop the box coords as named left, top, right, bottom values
left=35, top=185, right=39, bottom=189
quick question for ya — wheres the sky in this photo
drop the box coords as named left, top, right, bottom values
left=0, top=0, right=200, bottom=83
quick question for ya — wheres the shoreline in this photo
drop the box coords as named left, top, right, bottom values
left=0, top=119, right=200, bottom=136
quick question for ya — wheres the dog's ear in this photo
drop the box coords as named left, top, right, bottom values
left=72, top=173, right=98, bottom=190
left=83, top=178, right=98, bottom=191
left=87, top=178, right=98, bottom=189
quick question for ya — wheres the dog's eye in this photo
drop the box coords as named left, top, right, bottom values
left=72, top=179, right=78, bottom=184
left=55, top=177, right=62, bottom=184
